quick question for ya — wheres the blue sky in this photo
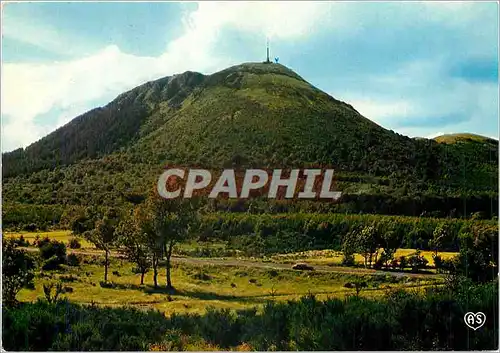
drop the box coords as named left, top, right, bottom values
left=2, top=1, right=498, bottom=152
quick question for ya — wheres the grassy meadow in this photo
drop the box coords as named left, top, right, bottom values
left=4, top=230, right=94, bottom=248
left=17, top=253, right=443, bottom=316
left=7, top=230, right=451, bottom=316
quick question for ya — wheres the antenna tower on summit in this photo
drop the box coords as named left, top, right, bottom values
left=266, top=37, right=270, bottom=63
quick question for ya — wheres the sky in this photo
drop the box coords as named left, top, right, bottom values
left=1, top=1, right=499, bottom=153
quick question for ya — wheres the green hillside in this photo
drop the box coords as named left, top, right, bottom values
left=434, top=133, right=498, bottom=145
left=2, top=62, right=498, bottom=222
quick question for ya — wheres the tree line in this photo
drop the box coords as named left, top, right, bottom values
left=198, top=212, right=497, bottom=254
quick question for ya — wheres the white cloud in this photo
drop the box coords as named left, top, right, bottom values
left=343, top=99, right=414, bottom=123
left=336, top=57, right=498, bottom=137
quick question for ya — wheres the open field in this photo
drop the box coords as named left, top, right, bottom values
left=267, top=248, right=459, bottom=267
left=5, top=230, right=459, bottom=267
left=17, top=254, right=443, bottom=316
left=6, top=230, right=449, bottom=317
left=4, top=230, right=94, bottom=248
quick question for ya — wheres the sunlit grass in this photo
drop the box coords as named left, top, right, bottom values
left=17, top=253, right=443, bottom=316
left=4, top=230, right=94, bottom=248
left=268, top=248, right=459, bottom=267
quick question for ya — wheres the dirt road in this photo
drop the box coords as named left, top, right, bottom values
left=22, top=246, right=440, bottom=279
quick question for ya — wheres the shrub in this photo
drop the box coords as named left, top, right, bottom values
left=407, top=250, right=428, bottom=273
left=2, top=281, right=498, bottom=351
left=193, top=272, right=212, bottom=281
left=433, top=255, right=445, bottom=272
left=267, top=270, right=279, bottom=277
left=23, top=223, right=37, bottom=232
left=373, top=258, right=384, bottom=270
left=341, top=253, right=355, bottom=266
left=398, top=256, right=407, bottom=271
left=34, top=236, right=51, bottom=248
left=441, top=257, right=459, bottom=273
left=42, top=282, right=64, bottom=303
left=99, top=281, right=116, bottom=288
left=344, top=281, right=367, bottom=295
left=15, top=235, right=30, bottom=247
left=2, top=239, right=36, bottom=306
left=59, top=275, right=78, bottom=283
left=67, top=237, right=82, bottom=249
left=42, top=256, right=63, bottom=271
left=39, top=240, right=66, bottom=261
left=66, top=253, right=81, bottom=267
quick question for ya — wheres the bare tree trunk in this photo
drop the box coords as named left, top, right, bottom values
left=166, top=241, right=174, bottom=290
left=140, top=271, right=145, bottom=285
left=152, top=254, right=158, bottom=288
left=104, top=250, right=109, bottom=282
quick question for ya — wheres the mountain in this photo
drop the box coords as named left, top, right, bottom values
left=2, top=62, right=498, bottom=221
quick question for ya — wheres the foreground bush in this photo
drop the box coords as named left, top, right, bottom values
left=39, top=240, right=67, bottom=270
left=67, top=237, right=82, bottom=249
left=2, top=239, right=36, bottom=306
left=2, top=279, right=497, bottom=351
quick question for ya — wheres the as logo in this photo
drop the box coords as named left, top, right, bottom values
left=464, top=312, right=486, bottom=330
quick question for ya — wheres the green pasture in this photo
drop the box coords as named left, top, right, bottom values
left=17, top=253, right=443, bottom=316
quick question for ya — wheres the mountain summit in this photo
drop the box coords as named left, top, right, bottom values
left=2, top=62, right=498, bottom=215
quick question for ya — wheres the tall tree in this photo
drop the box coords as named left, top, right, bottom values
left=357, top=225, right=381, bottom=268
left=149, top=195, right=199, bottom=290
left=85, top=209, right=121, bottom=282
left=430, top=222, right=450, bottom=257
left=380, top=230, right=400, bottom=268
left=131, top=205, right=163, bottom=288
left=116, top=215, right=152, bottom=285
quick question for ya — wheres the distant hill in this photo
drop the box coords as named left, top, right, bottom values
left=434, top=133, right=498, bottom=145
left=2, top=62, right=498, bottom=220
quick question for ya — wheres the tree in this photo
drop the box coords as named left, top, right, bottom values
left=380, top=230, right=400, bottom=268
left=357, top=225, right=381, bottom=268
left=2, top=239, right=36, bottom=306
left=39, top=240, right=67, bottom=271
left=85, top=209, right=121, bottom=282
left=429, top=222, right=450, bottom=257
left=116, top=214, right=151, bottom=285
left=147, top=195, right=199, bottom=290
left=407, top=250, right=428, bottom=273
left=398, top=256, right=408, bottom=271
left=405, top=228, right=425, bottom=250
left=152, top=197, right=197, bottom=289
left=132, top=205, right=164, bottom=288
left=341, top=230, right=357, bottom=266
left=456, top=225, right=498, bottom=282
left=70, top=206, right=100, bottom=236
